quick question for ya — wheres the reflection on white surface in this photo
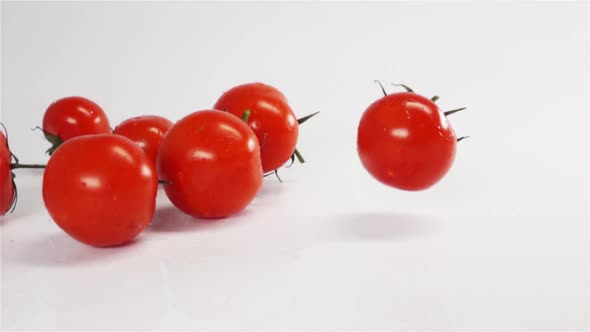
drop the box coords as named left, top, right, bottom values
left=390, top=128, right=409, bottom=139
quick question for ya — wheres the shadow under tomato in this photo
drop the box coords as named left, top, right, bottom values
left=1, top=172, right=46, bottom=225
left=316, top=212, right=441, bottom=242
left=11, top=232, right=143, bottom=267
left=256, top=178, right=286, bottom=198
left=148, top=205, right=248, bottom=233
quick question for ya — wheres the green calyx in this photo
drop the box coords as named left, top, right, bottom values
left=444, top=107, right=467, bottom=117
left=374, top=80, right=388, bottom=96
left=264, top=169, right=283, bottom=183
left=297, top=111, right=320, bottom=125
left=9, top=171, right=17, bottom=213
left=44, top=132, right=63, bottom=155
left=242, top=109, right=251, bottom=122
left=263, top=111, right=320, bottom=182
left=33, top=126, right=63, bottom=155
left=373, top=80, right=415, bottom=96
left=370, top=82, right=471, bottom=141
left=286, top=111, right=320, bottom=168
left=391, top=83, right=414, bottom=93
left=1, top=123, right=46, bottom=215
left=293, top=148, right=304, bottom=163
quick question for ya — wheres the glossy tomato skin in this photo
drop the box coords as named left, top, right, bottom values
left=213, top=82, right=298, bottom=173
left=114, top=115, right=173, bottom=167
left=0, top=133, right=14, bottom=216
left=43, top=96, right=111, bottom=141
left=158, top=110, right=262, bottom=218
left=42, top=134, right=157, bottom=247
left=357, top=92, right=456, bottom=191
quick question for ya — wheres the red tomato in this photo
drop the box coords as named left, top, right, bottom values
left=213, top=82, right=298, bottom=173
left=0, top=132, right=15, bottom=216
left=357, top=92, right=457, bottom=191
left=43, top=134, right=157, bottom=247
left=158, top=110, right=262, bottom=218
left=113, top=115, right=173, bottom=167
left=42, top=96, right=111, bottom=154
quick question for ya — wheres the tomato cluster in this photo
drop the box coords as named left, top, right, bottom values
left=0, top=83, right=322, bottom=246
left=1, top=81, right=467, bottom=248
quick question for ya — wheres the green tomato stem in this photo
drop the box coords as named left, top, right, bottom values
left=10, top=163, right=46, bottom=170
left=293, top=148, right=305, bottom=163
left=242, top=109, right=251, bottom=122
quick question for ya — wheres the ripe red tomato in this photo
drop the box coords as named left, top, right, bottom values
left=213, top=82, right=298, bottom=173
left=113, top=115, right=173, bottom=167
left=158, top=110, right=262, bottom=218
left=357, top=92, right=457, bottom=191
left=42, top=96, right=111, bottom=154
left=43, top=134, right=157, bottom=247
left=0, top=132, right=15, bottom=216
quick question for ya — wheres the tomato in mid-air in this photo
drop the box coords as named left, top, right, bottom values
left=0, top=132, right=15, bottom=216
left=158, top=110, right=262, bottom=218
left=42, top=96, right=111, bottom=154
left=213, top=82, right=299, bottom=173
left=114, top=115, right=173, bottom=167
left=43, top=134, right=157, bottom=247
left=358, top=86, right=465, bottom=191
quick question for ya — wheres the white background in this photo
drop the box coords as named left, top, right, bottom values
left=1, top=1, right=588, bottom=330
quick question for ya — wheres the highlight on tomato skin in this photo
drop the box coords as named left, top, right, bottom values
left=213, top=82, right=299, bottom=173
left=157, top=110, right=263, bottom=219
left=113, top=115, right=173, bottom=168
left=357, top=85, right=465, bottom=191
left=41, top=96, right=112, bottom=155
left=42, top=134, right=158, bottom=247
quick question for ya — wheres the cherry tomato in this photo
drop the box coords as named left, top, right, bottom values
left=113, top=115, right=173, bottom=167
left=0, top=132, right=15, bottom=216
left=213, top=82, right=298, bottom=173
left=42, top=96, right=111, bottom=154
left=158, top=110, right=262, bottom=218
left=357, top=92, right=457, bottom=191
left=43, top=134, right=157, bottom=247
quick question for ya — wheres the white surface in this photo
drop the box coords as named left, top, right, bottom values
left=1, top=2, right=588, bottom=330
